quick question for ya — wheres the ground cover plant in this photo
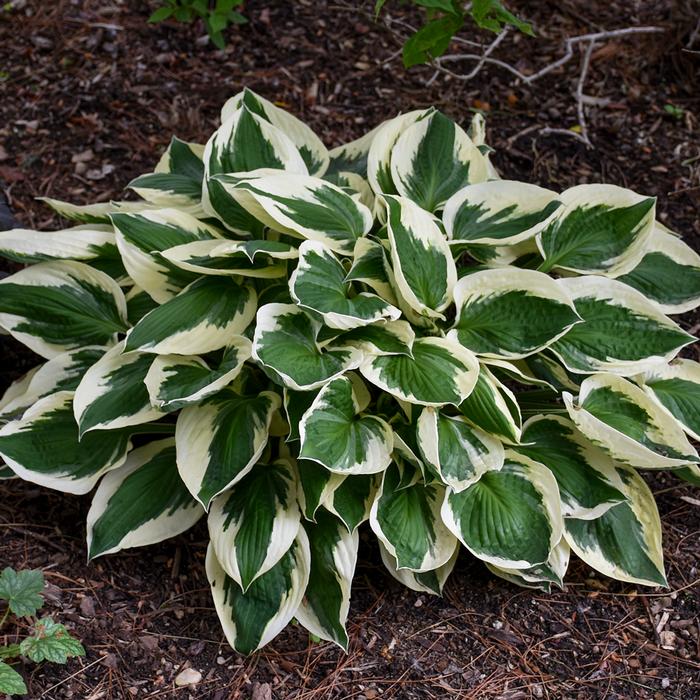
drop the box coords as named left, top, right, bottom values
left=0, top=88, right=698, bottom=656
left=0, top=567, right=84, bottom=696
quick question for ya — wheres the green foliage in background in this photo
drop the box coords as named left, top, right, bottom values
left=375, top=0, right=533, bottom=67
left=148, top=0, right=246, bottom=49
left=0, top=568, right=84, bottom=696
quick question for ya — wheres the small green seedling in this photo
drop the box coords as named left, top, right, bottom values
left=0, top=567, right=85, bottom=697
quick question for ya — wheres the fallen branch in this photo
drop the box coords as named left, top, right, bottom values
left=378, top=10, right=665, bottom=147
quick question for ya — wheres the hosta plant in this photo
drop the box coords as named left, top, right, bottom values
left=1, top=89, right=699, bottom=654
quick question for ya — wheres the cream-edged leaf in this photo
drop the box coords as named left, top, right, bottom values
left=111, top=208, right=220, bottom=303
left=0, top=347, right=105, bottom=420
left=551, top=276, right=694, bottom=376
left=450, top=268, right=580, bottom=359
left=360, top=336, right=479, bottom=407
left=124, top=278, right=256, bottom=355
left=537, top=184, right=656, bottom=275
left=221, top=88, right=329, bottom=176
left=205, top=533, right=310, bottom=654
left=563, top=374, right=699, bottom=469
left=299, top=376, right=393, bottom=475
left=0, top=224, right=117, bottom=265
left=616, top=223, right=700, bottom=314
left=390, top=110, right=488, bottom=211
left=416, top=407, right=504, bottom=492
left=296, top=509, right=359, bottom=650
left=208, top=460, right=300, bottom=590
left=443, top=180, right=560, bottom=245
left=370, top=462, right=459, bottom=572
left=0, top=260, right=127, bottom=359
left=144, top=339, right=251, bottom=411
left=175, top=389, right=281, bottom=508
left=87, top=438, right=203, bottom=558
left=252, top=303, right=363, bottom=391
left=458, top=365, right=522, bottom=443
left=516, top=415, right=625, bottom=519
left=378, top=541, right=458, bottom=596
left=441, top=451, right=563, bottom=569
left=384, top=194, right=456, bottom=318
left=223, top=173, right=373, bottom=255
left=73, top=342, right=164, bottom=435
left=0, top=391, right=131, bottom=495
left=161, top=238, right=297, bottom=278
left=638, top=359, right=700, bottom=441
left=290, top=240, right=401, bottom=330
left=564, top=466, right=666, bottom=587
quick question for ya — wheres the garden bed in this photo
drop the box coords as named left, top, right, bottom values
left=1, top=0, right=699, bottom=697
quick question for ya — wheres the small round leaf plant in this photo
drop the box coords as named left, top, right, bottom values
left=0, top=89, right=699, bottom=654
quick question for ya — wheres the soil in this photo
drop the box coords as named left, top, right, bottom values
left=1, top=0, right=699, bottom=698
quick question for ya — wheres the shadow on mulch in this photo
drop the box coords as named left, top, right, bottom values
left=0, top=0, right=698, bottom=698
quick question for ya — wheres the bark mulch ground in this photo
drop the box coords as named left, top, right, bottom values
left=0, top=1, right=699, bottom=698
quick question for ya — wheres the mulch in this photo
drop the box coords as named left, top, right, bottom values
left=0, top=0, right=699, bottom=698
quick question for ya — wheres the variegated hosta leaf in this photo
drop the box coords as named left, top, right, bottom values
left=206, top=104, right=307, bottom=177
left=0, top=260, right=127, bottom=359
left=221, top=88, right=329, bottom=176
left=486, top=538, right=570, bottom=592
left=38, top=197, right=155, bottom=225
left=110, top=209, right=220, bottom=303
left=73, top=342, right=164, bottom=435
left=0, top=347, right=105, bottom=420
left=638, top=359, right=700, bottom=441
left=0, top=391, right=131, bottom=494
left=144, top=339, right=251, bottom=411
left=384, top=195, right=456, bottom=318
left=443, top=180, right=560, bottom=246
left=360, top=336, right=479, bottom=407
left=208, top=460, right=300, bottom=590
left=449, top=268, right=580, bottom=359
left=367, top=109, right=430, bottom=196
left=86, top=438, right=203, bottom=559
left=459, top=365, right=522, bottom=443
left=516, top=415, right=625, bottom=519
left=124, top=278, right=256, bottom=355
left=379, top=540, right=458, bottom=596
left=370, top=462, right=458, bottom=572
left=322, top=472, right=379, bottom=532
left=0, top=369, right=39, bottom=417
left=129, top=137, right=205, bottom=208
left=345, top=237, right=398, bottom=305
left=563, top=374, right=699, bottom=469
left=290, top=241, right=400, bottom=330
left=0, top=224, right=117, bottom=265
left=537, top=184, right=656, bottom=275
left=298, top=458, right=333, bottom=521
left=416, top=407, right=504, bottom=492
left=126, top=287, right=159, bottom=325
left=389, top=109, right=488, bottom=212
left=327, top=123, right=385, bottom=178
left=162, top=238, right=297, bottom=278
left=175, top=389, right=281, bottom=508
left=564, top=466, right=666, bottom=587
left=296, top=509, right=358, bottom=650
left=299, top=376, right=393, bottom=475
left=252, top=303, right=363, bottom=391
left=616, top=223, right=700, bottom=314
left=441, top=452, right=563, bottom=569
left=222, top=173, right=373, bottom=255
left=551, top=276, right=694, bottom=376
left=205, top=533, right=310, bottom=655
left=337, top=320, right=415, bottom=358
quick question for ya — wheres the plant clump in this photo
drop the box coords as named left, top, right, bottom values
left=0, top=89, right=699, bottom=654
